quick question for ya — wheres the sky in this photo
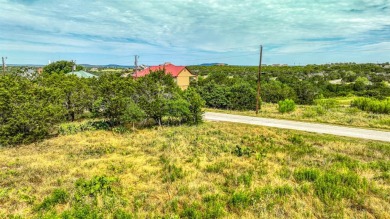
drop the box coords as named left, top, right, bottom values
left=0, top=0, right=389, bottom=66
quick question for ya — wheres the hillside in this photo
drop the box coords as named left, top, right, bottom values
left=0, top=122, right=389, bottom=218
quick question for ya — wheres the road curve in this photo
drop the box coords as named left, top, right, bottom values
left=204, top=112, right=390, bottom=142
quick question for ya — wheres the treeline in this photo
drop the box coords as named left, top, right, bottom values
left=0, top=71, right=204, bottom=146
left=188, top=63, right=390, bottom=110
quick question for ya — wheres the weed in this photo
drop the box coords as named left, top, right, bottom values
left=233, top=145, right=253, bottom=157
left=278, top=167, right=292, bottom=179
left=294, top=168, right=320, bottom=182
left=35, top=189, right=68, bottom=211
left=314, top=171, right=367, bottom=203
left=205, top=161, right=229, bottom=174
left=331, top=154, right=361, bottom=170
left=202, top=194, right=226, bottom=218
left=163, top=163, right=185, bottom=183
left=288, top=135, right=304, bottom=145
left=229, top=191, right=251, bottom=210
left=181, top=202, right=202, bottom=219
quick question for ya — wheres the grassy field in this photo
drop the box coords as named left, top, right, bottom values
left=207, top=97, right=390, bottom=130
left=0, top=121, right=389, bottom=218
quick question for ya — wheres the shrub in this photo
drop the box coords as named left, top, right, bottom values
left=0, top=75, right=65, bottom=146
left=278, top=99, right=296, bottom=113
left=351, top=97, right=390, bottom=114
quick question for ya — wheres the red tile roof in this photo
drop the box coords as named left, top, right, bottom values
left=134, top=63, right=186, bottom=78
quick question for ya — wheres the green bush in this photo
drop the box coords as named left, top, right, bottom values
left=0, top=75, right=65, bottom=146
left=278, top=99, right=296, bottom=113
left=351, top=97, right=390, bottom=114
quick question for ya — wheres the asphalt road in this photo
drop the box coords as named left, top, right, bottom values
left=204, top=112, right=390, bottom=142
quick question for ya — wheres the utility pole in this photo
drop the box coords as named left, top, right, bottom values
left=2, top=57, right=7, bottom=74
left=72, top=60, right=76, bottom=72
left=256, top=45, right=263, bottom=114
left=134, top=55, right=139, bottom=77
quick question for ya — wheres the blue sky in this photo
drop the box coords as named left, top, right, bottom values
left=0, top=0, right=389, bottom=66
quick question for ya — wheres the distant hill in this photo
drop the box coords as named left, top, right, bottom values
left=80, top=64, right=133, bottom=68
left=198, top=63, right=228, bottom=66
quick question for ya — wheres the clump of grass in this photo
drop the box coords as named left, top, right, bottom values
left=162, top=163, right=185, bottom=183
left=314, top=171, right=368, bottom=203
left=35, top=189, right=68, bottom=211
left=205, top=161, right=229, bottom=174
left=229, top=191, right=251, bottom=211
left=294, top=168, right=320, bottom=182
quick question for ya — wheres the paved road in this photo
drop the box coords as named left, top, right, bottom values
left=204, top=112, right=390, bottom=142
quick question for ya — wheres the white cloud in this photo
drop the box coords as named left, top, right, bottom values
left=0, top=0, right=389, bottom=64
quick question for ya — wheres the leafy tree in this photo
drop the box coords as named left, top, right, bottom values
left=293, top=81, right=319, bottom=104
left=229, top=81, right=256, bottom=110
left=120, top=99, right=146, bottom=130
left=135, top=70, right=181, bottom=125
left=165, top=96, right=190, bottom=124
left=39, top=74, right=93, bottom=121
left=262, top=81, right=296, bottom=103
left=198, top=81, right=231, bottom=109
left=183, top=87, right=205, bottom=124
left=353, top=76, right=370, bottom=91
left=0, top=75, right=64, bottom=146
left=43, top=60, right=84, bottom=75
left=93, top=73, right=135, bottom=125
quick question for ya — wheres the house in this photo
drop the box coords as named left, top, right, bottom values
left=67, top=70, right=97, bottom=78
left=134, top=63, right=195, bottom=90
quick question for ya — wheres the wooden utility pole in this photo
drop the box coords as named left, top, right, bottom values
left=256, top=45, right=263, bottom=114
left=134, top=55, right=139, bottom=77
left=2, top=57, right=7, bottom=74
left=72, top=60, right=76, bottom=73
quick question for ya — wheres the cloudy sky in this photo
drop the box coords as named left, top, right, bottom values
left=0, top=0, right=389, bottom=65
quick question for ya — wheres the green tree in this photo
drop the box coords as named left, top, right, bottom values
left=120, top=99, right=146, bottom=130
left=93, top=73, right=135, bottom=125
left=43, top=60, right=84, bottom=75
left=183, top=87, right=205, bottom=124
left=39, top=74, right=93, bottom=121
left=228, top=81, right=256, bottom=110
left=0, top=75, right=64, bottom=146
left=135, top=70, right=181, bottom=126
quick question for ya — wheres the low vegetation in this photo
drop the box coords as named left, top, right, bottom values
left=351, top=97, right=390, bottom=114
left=0, top=122, right=389, bottom=218
left=208, top=96, right=390, bottom=130
left=278, top=99, right=296, bottom=113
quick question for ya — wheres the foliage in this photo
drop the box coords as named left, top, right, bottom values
left=38, top=74, right=93, bottom=121
left=278, top=99, right=296, bottom=113
left=183, top=87, right=205, bottom=124
left=188, top=63, right=390, bottom=109
left=43, top=60, right=84, bottom=75
left=0, top=75, right=65, bottom=146
left=351, top=97, right=390, bottom=114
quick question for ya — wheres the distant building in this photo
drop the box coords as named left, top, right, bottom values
left=134, top=63, right=195, bottom=90
left=67, top=70, right=97, bottom=78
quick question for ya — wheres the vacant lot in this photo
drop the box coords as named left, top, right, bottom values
left=0, top=122, right=389, bottom=218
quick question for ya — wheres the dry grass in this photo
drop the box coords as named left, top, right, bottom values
left=207, top=97, right=390, bottom=130
left=0, top=122, right=389, bottom=218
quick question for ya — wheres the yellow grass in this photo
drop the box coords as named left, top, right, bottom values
left=0, top=122, right=389, bottom=218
